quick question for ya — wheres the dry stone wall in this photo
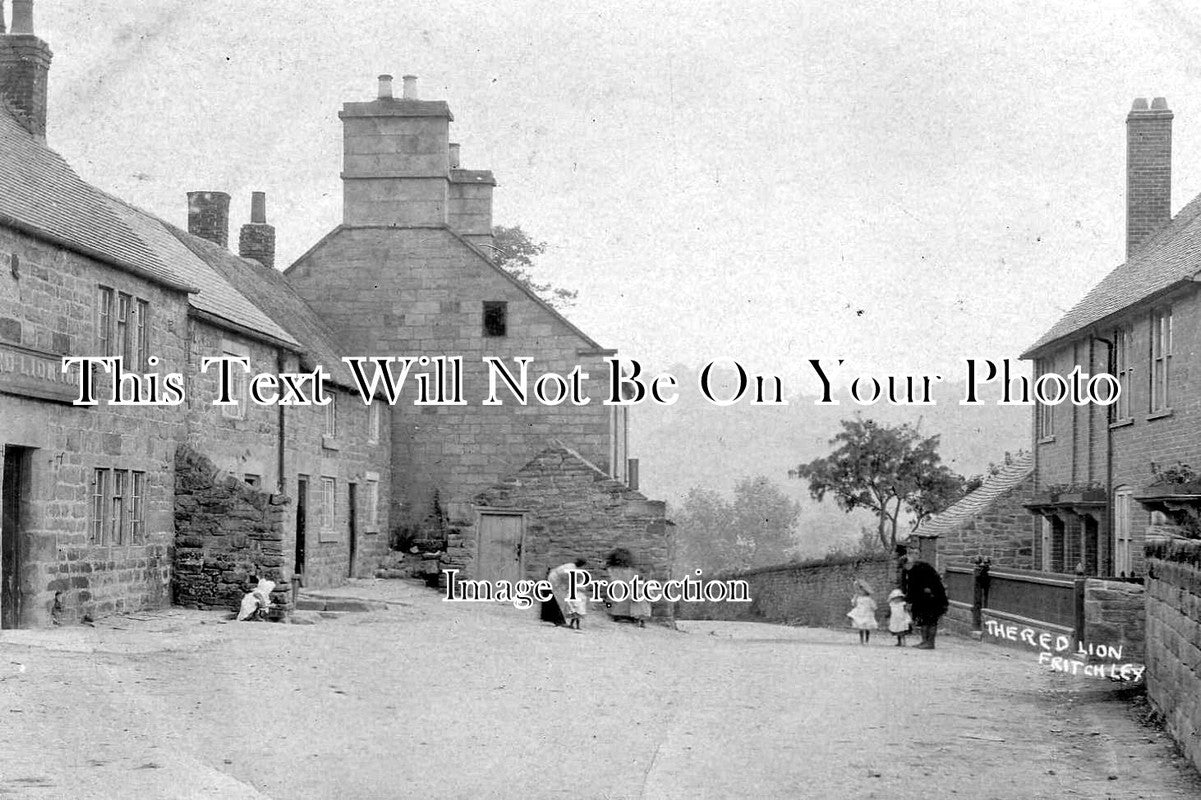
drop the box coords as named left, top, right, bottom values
left=1145, top=538, right=1201, bottom=773
left=173, top=445, right=291, bottom=613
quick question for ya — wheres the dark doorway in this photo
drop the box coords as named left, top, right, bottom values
left=295, top=476, right=308, bottom=581
left=2, top=446, right=30, bottom=629
left=348, top=482, right=357, bottom=578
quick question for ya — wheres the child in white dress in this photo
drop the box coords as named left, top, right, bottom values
left=847, top=579, right=878, bottom=644
left=887, top=588, right=912, bottom=646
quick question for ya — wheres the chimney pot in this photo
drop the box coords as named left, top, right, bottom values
left=187, top=191, right=231, bottom=248
left=449, top=142, right=461, bottom=170
left=1152, top=96, right=1169, bottom=111
left=250, top=191, right=267, bottom=224
left=402, top=74, right=418, bottom=100
left=377, top=74, right=393, bottom=100
left=10, top=0, right=33, bottom=35
left=1131, top=97, right=1149, bottom=112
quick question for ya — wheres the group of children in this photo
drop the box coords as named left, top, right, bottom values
left=846, top=579, right=911, bottom=645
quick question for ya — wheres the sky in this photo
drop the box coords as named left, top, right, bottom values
left=31, top=0, right=1201, bottom=396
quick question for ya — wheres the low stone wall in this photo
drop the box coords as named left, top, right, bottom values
left=1083, top=578, right=1145, bottom=661
left=1145, top=538, right=1201, bottom=774
left=173, top=446, right=292, bottom=614
left=674, top=554, right=894, bottom=629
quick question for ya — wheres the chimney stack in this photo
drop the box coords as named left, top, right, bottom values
left=1127, top=97, right=1173, bottom=259
left=0, top=0, right=53, bottom=139
left=187, top=191, right=231, bottom=248
left=239, top=191, right=276, bottom=268
left=339, top=73, right=453, bottom=226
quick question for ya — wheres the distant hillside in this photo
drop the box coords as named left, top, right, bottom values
left=629, top=365, right=1030, bottom=558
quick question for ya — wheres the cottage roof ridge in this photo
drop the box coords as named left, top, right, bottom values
left=913, top=451, right=1034, bottom=540
left=0, top=105, right=196, bottom=293
left=1023, top=189, right=1201, bottom=357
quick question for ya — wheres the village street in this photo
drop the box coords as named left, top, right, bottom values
left=0, top=580, right=1198, bottom=800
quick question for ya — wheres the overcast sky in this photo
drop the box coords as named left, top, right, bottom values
left=35, top=1, right=1201, bottom=395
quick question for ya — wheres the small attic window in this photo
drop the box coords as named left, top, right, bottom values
left=483, top=301, right=508, bottom=337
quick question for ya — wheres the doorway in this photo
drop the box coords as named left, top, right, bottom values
left=295, top=476, right=308, bottom=581
left=347, top=482, right=357, bottom=578
left=476, top=513, right=524, bottom=584
left=2, top=446, right=31, bottom=629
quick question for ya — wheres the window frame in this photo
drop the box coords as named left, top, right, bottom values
left=90, top=467, right=147, bottom=547
left=318, top=476, right=338, bottom=542
left=1037, top=359, right=1054, bottom=439
left=1150, top=307, right=1172, bottom=413
left=1110, top=324, right=1133, bottom=422
left=220, top=339, right=250, bottom=420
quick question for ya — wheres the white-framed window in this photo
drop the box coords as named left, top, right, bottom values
left=91, top=468, right=109, bottom=543
left=367, top=402, right=381, bottom=444
left=1038, top=359, right=1054, bottom=438
left=325, top=394, right=337, bottom=437
left=220, top=339, right=249, bottom=420
left=1112, top=325, right=1132, bottom=421
left=1150, top=307, right=1172, bottom=412
left=364, top=473, right=379, bottom=531
left=319, top=476, right=338, bottom=542
left=96, top=286, right=151, bottom=369
left=1114, top=486, right=1134, bottom=577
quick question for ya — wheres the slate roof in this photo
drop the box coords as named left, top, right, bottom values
left=913, top=451, right=1034, bottom=539
left=1022, top=194, right=1201, bottom=357
left=0, top=106, right=194, bottom=292
left=170, top=229, right=358, bottom=388
left=102, top=195, right=298, bottom=349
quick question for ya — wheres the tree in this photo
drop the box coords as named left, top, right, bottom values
left=673, top=476, right=801, bottom=574
left=790, top=418, right=968, bottom=552
left=491, top=225, right=578, bottom=309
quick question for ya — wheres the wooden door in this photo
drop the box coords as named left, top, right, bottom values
left=476, top=513, right=524, bottom=584
left=347, top=483, right=357, bottom=578
left=295, top=476, right=308, bottom=579
left=1, top=447, right=27, bottom=629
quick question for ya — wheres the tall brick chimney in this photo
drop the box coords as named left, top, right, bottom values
left=1127, top=97, right=1172, bottom=259
left=187, top=191, right=231, bottom=248
left=239, top=191, right=276, bottom=268
left=0, top=0, right=53, bottom=139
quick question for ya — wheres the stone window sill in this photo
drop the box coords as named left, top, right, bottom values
left=321, top=435, right=341, bottom=451
left=1147, top=408, right=1174, bottom=422
left=1109, top=417, right=1135, bottom=429
left=1037, top=435, right=1056, bottom=445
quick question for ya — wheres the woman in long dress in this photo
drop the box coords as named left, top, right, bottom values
left=547, top=559, right=589, bottom=629
left=605, top=548, right=651, bottom=627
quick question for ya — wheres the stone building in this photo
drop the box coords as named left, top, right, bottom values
left=1022, top=96, right=1201, bottom=578
left=284, top=74, right=666, bottom=585
left=912, top=452, right=1035, bottom=571
left=0, top=5, right=665, bottom=626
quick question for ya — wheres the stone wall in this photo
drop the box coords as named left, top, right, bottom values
left=173, top=445, right=291, bottom=613
left=1083, top=578, right=1145, bottom=661
left=1145, top=537, right=1201, bottom=773
left=459, top=444, right=671, bottom=616
left=674, top=553, right=895, bottom=629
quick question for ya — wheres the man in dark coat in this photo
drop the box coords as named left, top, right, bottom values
left=902, top=553, right=949, bottom=649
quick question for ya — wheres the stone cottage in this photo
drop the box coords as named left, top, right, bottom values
left=912, top=452, right=1035, bottom=571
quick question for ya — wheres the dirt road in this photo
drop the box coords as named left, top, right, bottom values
left=1, top=580, right=1198, bottom=799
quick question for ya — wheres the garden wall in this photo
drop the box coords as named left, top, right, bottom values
left=674, top=553, right=895, bottom=628
left=1145, top=538, right=1201, bottom=774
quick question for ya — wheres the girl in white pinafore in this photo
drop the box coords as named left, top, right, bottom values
left=847, top=579, right=879, bottom=644
left=887, top=588, right=913, bottom=646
